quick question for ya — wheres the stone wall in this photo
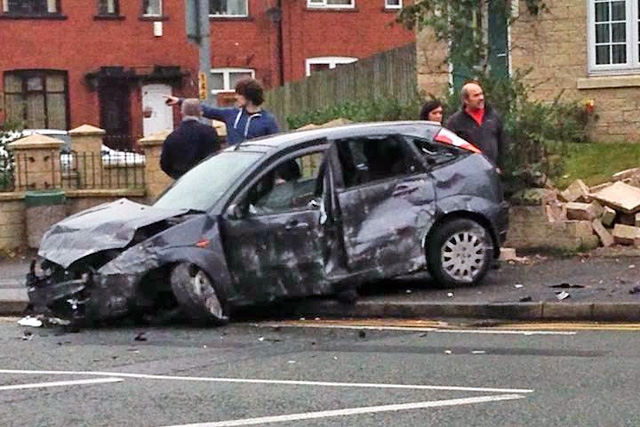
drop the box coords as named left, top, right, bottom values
left=416, top=0, right=640, bottom=142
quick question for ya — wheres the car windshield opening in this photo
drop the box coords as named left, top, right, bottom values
left=154, top=151, right=262, bottom=211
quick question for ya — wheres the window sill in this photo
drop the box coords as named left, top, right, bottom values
left=94, top=15, right=125, bottom=21
left=382, top=7, right=402, bottom=13
left=0, top=13, right=67, bottom=20
left=577, top=74, right=640, bottom=90
left=138, top=15, right=169, bottom=21
left=304, top=6, right=359, bottom=13
left=208, top=15, right=253, bottom=21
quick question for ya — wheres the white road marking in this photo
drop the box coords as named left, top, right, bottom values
left=161, top=394, right=525, bottom=427
left=260, top=323, right=576, bottom=335
left=0, top=369, right=534, bottom=394
left=0, top=377, right=123, bottom=391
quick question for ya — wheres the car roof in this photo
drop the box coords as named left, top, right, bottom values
left=230, top=121, right=441, bottom=154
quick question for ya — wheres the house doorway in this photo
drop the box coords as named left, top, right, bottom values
left=142, top=83, right=174, bottom=137
left=99, top=80, right=131, bottom=150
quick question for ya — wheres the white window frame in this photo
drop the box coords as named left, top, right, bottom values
left=384, top=0, right=402, bottom=10
left=142, top=0, right=162, bottom=17
left=209, top=0, right=249, bottom=18
left=305, top=57, right=358, bottom=76
left=210, top=67, right=255, bottom=94
left=307, top=0, right=355, bottom=10
left=587, top=0, right=640, bottom=75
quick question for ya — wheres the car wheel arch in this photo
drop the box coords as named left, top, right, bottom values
left=425, top=211, right=499, bottom=260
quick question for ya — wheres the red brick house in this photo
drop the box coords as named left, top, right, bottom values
left=0, top=0, right=413, bottom=149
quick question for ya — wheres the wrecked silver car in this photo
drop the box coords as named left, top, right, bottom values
left=26, top=122, right=509, bottom=325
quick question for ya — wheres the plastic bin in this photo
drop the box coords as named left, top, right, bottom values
left=25, top=190, right=66, bottom=249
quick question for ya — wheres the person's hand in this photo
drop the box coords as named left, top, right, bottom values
left=163, top=95, right=179, bottom=106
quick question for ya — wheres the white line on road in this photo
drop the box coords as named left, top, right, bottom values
left=0, top=377, right=123, bottom=392
left=161, top=394, right=525, bottom=427
left=261, top=323, right=577, bottom=335
left=0, top=369, right=534, bottom=394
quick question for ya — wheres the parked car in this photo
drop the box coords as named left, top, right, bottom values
left=26, top=121, right=509, bottom=325
left=0, top=129, right=144, bottom=169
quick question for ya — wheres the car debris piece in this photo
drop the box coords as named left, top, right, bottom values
left=629, top=285, right=640, bottom=295
left=519, top=296, right=533, bottom=302
left=21, top=331, right=33, bottom=341
left=514, top=284, right=524, bottom=289
left=555, top=291, right=571, bottom=300
left=550, top=283, right=584, bottom=289
left=134, top=332, right=147, bottom=342
left=17, top=316, right=43, bottom=328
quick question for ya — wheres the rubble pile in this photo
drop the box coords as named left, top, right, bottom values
left=547, top=167, right=640, bottom=248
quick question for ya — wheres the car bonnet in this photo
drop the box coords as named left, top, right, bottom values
left=38, top=198, right=189, bottom=269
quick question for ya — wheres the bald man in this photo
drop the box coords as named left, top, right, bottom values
left=445, top=82, right=507, bottom=171
left=160, top=98, right=220, bottom=179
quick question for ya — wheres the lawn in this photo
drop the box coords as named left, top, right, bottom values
left=555, top=142, right=640, bottom=189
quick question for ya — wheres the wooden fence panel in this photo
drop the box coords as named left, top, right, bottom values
left=265, top=43, right=417, bottom=129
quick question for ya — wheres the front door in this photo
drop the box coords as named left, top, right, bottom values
left=99, top=81, right=131, bottom=150
left=142, top=84, right=174, bottom=137
left=220, top=149, right=330, bottom=301
left=333, top=134, right=436, bottom=279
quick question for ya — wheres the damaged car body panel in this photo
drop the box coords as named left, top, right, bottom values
left=27, top=121, right=509, bottom=324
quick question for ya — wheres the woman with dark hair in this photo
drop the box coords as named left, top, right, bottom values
left=419, top=100, right=444, bottom=124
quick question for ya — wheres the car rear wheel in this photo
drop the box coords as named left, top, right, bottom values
left=170, top=263, right=229, bottom=325
left=426, top=218, right=494, bottom=287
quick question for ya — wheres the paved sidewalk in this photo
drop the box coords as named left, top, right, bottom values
left=3, top=251, right=640, bottom=321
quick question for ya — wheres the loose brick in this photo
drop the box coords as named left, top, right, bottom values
left=592, top=219, right=614, bottom=247
left=612, top=224, right=640, bottom=245
left=601, top=206, right=617, bottom=227
left=560, top=179, right=590, bottom=203
left=566, top=202, right=601, bottom=221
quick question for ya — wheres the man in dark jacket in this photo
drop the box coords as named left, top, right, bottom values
left=446, top=81, right=507, bottom=171
left=160, top=98, right=220, bottom=179
left=165, top=78, right=279, bottom=145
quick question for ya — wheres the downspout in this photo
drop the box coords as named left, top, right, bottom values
left=276, top=0, right=285, bottom=86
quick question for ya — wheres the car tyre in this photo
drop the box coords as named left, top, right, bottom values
left=170, top=263, right=229, bottom=325
left=426, top=218, right=494, bottom=287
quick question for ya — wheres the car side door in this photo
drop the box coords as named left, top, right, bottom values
left=332, top=133, right=437, bottom=280
left=219, top=146, right=331, bottom=303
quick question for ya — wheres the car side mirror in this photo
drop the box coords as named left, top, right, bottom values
left=226, top=203, right=245, bottom=220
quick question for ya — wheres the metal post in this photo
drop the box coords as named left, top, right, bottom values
left=197, top=0, right=215, bottom=109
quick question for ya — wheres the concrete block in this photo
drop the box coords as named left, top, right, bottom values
left=612, top=167, right=640, bottom=182
left=601, top=206, right=617, bottom=227
left=636, top=213, right=640, bottom=227
left=592, top=219, right=614, bottom=247
left=566, top=202, right=601, bottom=221
left=499, top=247, right=517, bottom=261
left=566, top=220, right=594, bottom=239
left=612, top=224, right=640, bottom=245
left=592, top=181, right=640, bottom=213
left=589, top=182, right=613, bottom=193
left=560, top=179, right=590, bottom=203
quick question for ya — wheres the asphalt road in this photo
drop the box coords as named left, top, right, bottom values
left=0, top=318, right=639, bottom=426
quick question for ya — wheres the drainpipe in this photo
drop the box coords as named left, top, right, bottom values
left=274, top=0, right=285, bottom=86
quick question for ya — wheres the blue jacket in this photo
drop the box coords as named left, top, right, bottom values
left=201, top=105, right=279, bottom=145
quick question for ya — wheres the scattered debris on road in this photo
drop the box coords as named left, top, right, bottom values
left=555, top=291, right=571, bottom=300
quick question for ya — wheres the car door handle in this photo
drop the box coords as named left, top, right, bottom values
left=392, top=184, right=418, bottom=197
left=285, top=219, right=310, bottom=230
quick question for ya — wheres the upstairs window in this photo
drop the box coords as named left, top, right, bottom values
left=3, top=70, right=69, bottom=130
left=2, top=0, right=59, bottom=15
left=142, top=0, right=161, bottom=16
left=209, top=0, right=248, bottom=17
left=385, top=0, right=401, bottom=9
left=305, top=57, right=358, bottom=76
left=588, top=0, right=640, bottom=74
left=307, top=0, right=354, bottom=9
left=97, top=0, right=119, bottom=16
left=210, top=68, right=255, bottom=94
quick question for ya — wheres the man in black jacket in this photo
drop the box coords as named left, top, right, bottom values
left=160, top=98, right=220, bottom=179
left=446, top=81, right=507, bottom=171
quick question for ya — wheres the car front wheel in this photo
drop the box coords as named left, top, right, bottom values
left=170, top=263, right=229, bottom=325
left=426, top=218, right=494, bottom=287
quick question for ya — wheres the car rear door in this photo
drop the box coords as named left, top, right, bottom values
left=331, top=133, right=437, bottom=280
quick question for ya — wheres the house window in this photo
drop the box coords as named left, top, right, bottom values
left=2, top=0, right=59, bottom=15
left=142, top=0, right=161, bottom=16
left=305, top=57, right=358, bottom=76
left=3, top=70, right=69, bottom=129
left=307, top=0, right=354, bottom=9
left=209, top=0, right=248, bottom=17
left=385, top=0, right=401, bottom=9
left=97, top=0, right=118, bottom=16
left=210, top=68, right=255, bottom=94
left=588, top=0, right=640, bottom=73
